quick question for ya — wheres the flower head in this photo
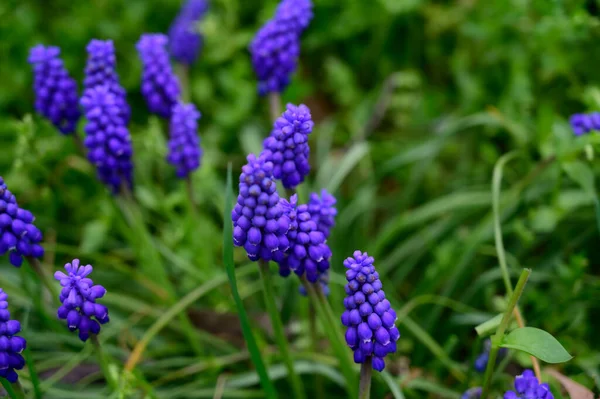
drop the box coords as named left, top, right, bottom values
left=80, top=85, right=134, bottom=194
left=136, top=34, right=181, bottom=118
left=232, top=154, right=290, bottom=262
left=341, top=251, right=399, bottom=372
left=262, top=104, right=314, bottom=189
left=168, top=102, right=203, bottom=178
left=0, top=290, right=26, bottom=383
left=84, top=39, right=130, bottom=123
left=168, top=0, right=209, bottom=65
left=570, top=112, right=600, bottom=136
left=0, top=177, right=44, bottom=267
left=462, top=387, right=482, bottom=399
left=308, top=189, right=337, bottom=239
left=277, top=195, right=331, bottom=282
left=54, top=259, right=109, bottom=342
left=28, top=44, right=80, bottom=134
left=504, top=370, right=554, bottom=399
left=275, top=0, right=313, bottom=33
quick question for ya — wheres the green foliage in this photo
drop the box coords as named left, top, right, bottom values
left=501, top=327, right=572, bottom=364
left=0, top=0, right=599, bottom=398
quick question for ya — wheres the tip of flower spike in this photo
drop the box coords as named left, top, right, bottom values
left=86, top=39, right=115, bottom=54
left=28, top=44, right=60, bottom=64
left=136, top=33, right=169, bottom=52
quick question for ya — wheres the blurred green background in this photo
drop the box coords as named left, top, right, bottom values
left=0, top=0, right=599, bottom=397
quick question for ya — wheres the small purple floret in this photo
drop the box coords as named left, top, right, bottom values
left=462, top=387, right=482, bottom=399
left=28, top=44, right=80, bottom=134
left=308, top=189, right=337, bottom=240
left=168, top=102, right=203, bottom=178
left=570, top=112, right=600, bottom=136
left=54, top=259, right=109, bottom=342
left=504, top=369, right=554, bottom=399
left=341, top=251, right=399, bottom=372
left=168, top=0, right=209, bottom=65
left=0, top=289, right=26, bottom=383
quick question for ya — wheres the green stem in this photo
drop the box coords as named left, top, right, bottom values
left=23, top=346, right=42, bottom=399
left=185, top=176, right=199, bottom=217
left=26, top=257, right=60, bottom=302
left=358, top=357, right=373, bottom=399
left=0, top=379, right=17, bottom=399
left=258, top=261, right=305, bottom=399
left=91, top=334, right=119, bottom=392
left=268, top=93, right=282, bottom=123
left=480, top=269, right=531, bottom=398
left=308, top=302, right=324, bottom=399
left=176, top=64, right=191, bottom=103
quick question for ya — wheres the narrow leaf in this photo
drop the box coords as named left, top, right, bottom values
left=500, top=327, right=572, bottom=363
left=475, top=313, right=503, bottom=337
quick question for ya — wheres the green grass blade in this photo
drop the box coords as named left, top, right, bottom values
left=23, top=346, right=42, bottom=399
left=224, top=163, right=277, bottom=399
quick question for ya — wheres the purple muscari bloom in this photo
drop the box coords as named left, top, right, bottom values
left=504, top=369, right=554, bottom=399
left=136, top=34, right=181, bottom=118
left=54, top=259, right=109, bottom=342
left=168, top=0, right=209, bottom=65
left=570, top=112, right=600, bottom=136
left=231, top=154, right=290, bottom=262
left=341, top=251, right=399, bottom=372
left=28, top=45, right=80, bottom=134
left=168, top=102, right=203, bottom=178
left=249, top=0, right=313, bottom=95
left=80, top=85, right=133, bottom=194
left=308, top=189, right=337, bottom=239
left=0, top=289, right=26, bottom=383
left=84, top=39, right=130, bottom=123
left=277, top=195, right=331, bottom=283
left=0, top=177, right=44, bottom=267
left=262, top=104, right=313, bottom=189
left=474, top=338, right=508, bottom=372
left=462, top=387, right=482, bottom=399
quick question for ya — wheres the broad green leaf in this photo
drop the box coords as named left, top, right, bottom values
left=500, top=327, right=572, bottom=363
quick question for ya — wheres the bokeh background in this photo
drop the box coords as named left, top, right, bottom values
left=0, top=0, right=599, bottom=397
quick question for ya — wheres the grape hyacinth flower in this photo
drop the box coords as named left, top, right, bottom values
left=28, top=44, right=80, bottom=134
left=570, top=113, right=600, bottom=136
left=262, top=104, right=314, bottom=189
left=54, top=259, right=109, bottom=342
left=474, top=338, right=508, bottom=372
left=249, top=0, right=313, bottom=95
left=462, top=387, right=482, bottom=399
left=167, top=103, right=203, bottom=178
left=308, top=189, right=337, bottom=239
left=278, top=195, right=331, bottom=283
left=80, top=85, right=134, bottom=194
left=341, top=251, right=400, bottom=371
left=84, top=39, right=130, bottom=123
left=0, top=177, right=44, bottom=267
left=168, top=0, right=209, bottom=65
left=504, top=370, right=554, bottom=399
left=231, top=154, right=290, bottom=262
left=136, top=34, right=181, bottom=118
left=0, top=290, right=26, bottom=383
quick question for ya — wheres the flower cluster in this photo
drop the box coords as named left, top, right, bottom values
left=474, top=338, right=508, bottom=372
left=136, top=34, right=181, bottom=118
left=341, top=251, right=399, bottom=371
left=0, top=290, right=26, bottom=383
left=168, top=0, right=209, bottom=65
left=263, top=104, right=314, bottom=189
left=308, top=189, right=337, bottom=239
left=461, top=387, right=482, bottom=399
left=167, top=103, right=203, bottom=178
left=249, top=0, right=313, bottom=95
left=84, top=39, right=130, bottom=123
left=504, top=370, right=554, bottom=399
left=80, top=85, right=134, bottom=194
left=570, top=113, right=600, bottom=136
left=277, top=195, right=331, bottom=283
left=54, top=259, right=109, bottom=342
left=232, top=154, right=290, bottom=262
left=28, top=44, right=80, bottom=134
left=0, top=177, right=44, bottom=267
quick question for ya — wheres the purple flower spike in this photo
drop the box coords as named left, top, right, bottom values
left=277, top=195, right=331, bottom=283
left=341, top=251, right=399, bottom=372
left=0, top=290, right=26, bottom=383
left=0, top=177, right=44, bottom=267
left=28, top=44, right=80, bottom=134
left=80, top=85, right=134, bottom=194
left=136, top=34, right=181, bottom=118
left=462, top=387, right=482, bottom=399
left=84, top=39, right=130, bottom=123
left=504, top=370, right=554, bottom=399
left=168, top=0, right=209, bottom=65
left=570, top=112, right=600, bottom=136
left=168, top=102, right=203, bottom=178
left=231, top=154, right=291, bottom=262
left=54, top=259, right=109, bottom=342
left=263, top=104, right=314, bottom=189
left=249, top=0, right=313, bottom=95
left=308, top=189, right=337, bottom=239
